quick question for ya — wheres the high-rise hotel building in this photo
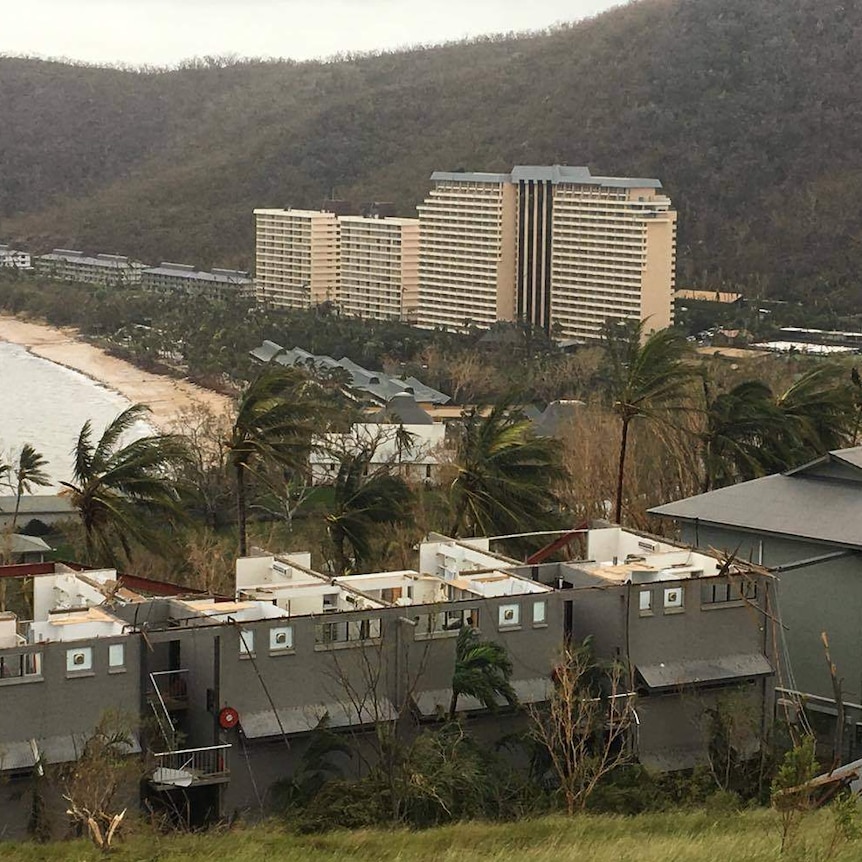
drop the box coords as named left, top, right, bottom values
left=416, top=166, right=676, bottom=341
left=338, top=216, right=420, bottom=322
left=254, top=208, right=340, bottom=308
left=415, top=173, right=516, bottom=331
left=254, top=208, right=420, bottom=322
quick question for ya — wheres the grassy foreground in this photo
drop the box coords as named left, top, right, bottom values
left=0, top=808, right=859, bottom=862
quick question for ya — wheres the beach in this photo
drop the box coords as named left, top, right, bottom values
left=0, top=315, right=233, bottom=430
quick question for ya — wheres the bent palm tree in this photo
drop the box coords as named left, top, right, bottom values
left=8, top=444, right=50, bottom=533
left=604, top=321, right=697, bottom=523
left=225, top=366, right=321, bottom=556
left=774, top=365, right=857, bottom=464
left=449, top=399, right=565, bottom=539
left=324, top=447, right=413, bottom=574
left=449, top=626, right=517, bottom=719
left=700, top=380, right=785, bottom=491
left=60, top=404, right=189, bottom=566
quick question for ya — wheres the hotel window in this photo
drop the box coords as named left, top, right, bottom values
left=663, top=586, right=684, bottom=611
left=270, top=626, right=294, bottom=652
left=638, top=590, right=653, bottom=615
left=239, top=629, right=255, bottom=657
left=108, top=644, right=125, bottom=669
left=532, top=600, right=547, bottom=626
left=66, top=647, right=93, bottom=673
left=498, top=604, right=520, bottom=629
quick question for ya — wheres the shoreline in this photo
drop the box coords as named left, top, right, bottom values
left=0, top=315, right=232, bottom=430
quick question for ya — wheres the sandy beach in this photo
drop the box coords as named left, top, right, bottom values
left=0, top=315, right=233, bottom=430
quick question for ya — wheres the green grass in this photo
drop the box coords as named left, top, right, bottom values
left=1, top=808, right=859, bottom=862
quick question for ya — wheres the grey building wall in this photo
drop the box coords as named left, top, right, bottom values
left=679, top=522, right=862, bottom=707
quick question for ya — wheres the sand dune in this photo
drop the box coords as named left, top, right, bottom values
left=0, top=315, right=232, bottom=430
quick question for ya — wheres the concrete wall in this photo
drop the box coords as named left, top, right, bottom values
left=679, top=523, right=862, bottom=705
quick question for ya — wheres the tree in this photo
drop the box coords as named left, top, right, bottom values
left=603, top=321, right=697, bottom=524
left=224, top=366, right=321, bottom=557
left=527, top=639, right=635, bottom=814
left=449, top=625, right=517, bottom=719
left=324, top=446, right=413, bottom=574
left=773, top=365, right=857, bottom=465
left=0, top=443, right=50, bottom=610
left=700, top=380, right=784, bottom=491
left=60, top=404, right=189, bottom=566
left=448, top=399, right=566, bottom=539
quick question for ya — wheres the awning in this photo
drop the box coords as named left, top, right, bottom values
left=0, top=734, right=141, bottom=772
left=637, top=653, right=772, bottom=690
left=414, top=677, right=552, bottom=718
left=240, top=698, right=396, bottom=740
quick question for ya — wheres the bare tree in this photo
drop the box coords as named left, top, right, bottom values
left=527, top=641, right=635, bottom=814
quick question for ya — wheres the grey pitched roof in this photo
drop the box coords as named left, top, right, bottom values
left=532, top=400, right=585, bottom=437
left=649, top=447, right=862, bottom=549
left=250, top=342, right=450, bottom=405
left=369, top=393, right=434, bottom=426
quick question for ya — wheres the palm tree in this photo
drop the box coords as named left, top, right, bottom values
left=225, top=366, right=321, bottom=557
left=700, top=380, right=785, bottom=491
left=449, top=626, right=517, bottom=719
left=8, top=444, right=50, bottom=535
left=773, top=365, right=857, bottom=464
left=448, top=399, right=566, bottom=539
left=604, top=321, right=698, bottom=523
left=60, top=404, right=189, bottom=566
left=324, top=446, right=413, bottom=574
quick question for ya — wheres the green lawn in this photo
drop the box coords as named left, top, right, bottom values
left=1, top=808, right=858, bottom=861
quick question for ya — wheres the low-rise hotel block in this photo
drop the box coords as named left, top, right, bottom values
left=141, top=262, right=253, bottom=299
left=34, top=249, right=142, bottom=287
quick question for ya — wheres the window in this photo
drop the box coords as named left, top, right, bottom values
left=663, top=586, right=684, bottom=611
left=414, top=608, right=478, bottom=638
left=315, top=617, right=381, bottom=648
left=532, top=600, right=547, bottom=626
left=701, top=580, right=757, bottom=606
left=0, top=651, right=41, bottom=681
left=239, top=629, right=255, bottom=657
left=66, top=647, right=93, bottom=673
left=498, top=604, right=520, bottom=628
left=639, top=590, right=653, bottom=614
left=108, top=644, right=125, bottom=669
left=270, top=626, right=294, bottom=652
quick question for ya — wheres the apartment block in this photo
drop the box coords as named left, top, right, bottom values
left=416, top=173, right=517, bottom=331
left=0, top=529, right=775, bottom=837
left=339, top=216, right=420, bottom=322
left=141, top=262, right=252, bottom=299
left=0, top=244, right=31, bottom=269
left=33, top=249, right=142, bottom=286
left=415, top=166, right=676, bottom=341
left=254, top=209, right=339, bottom=308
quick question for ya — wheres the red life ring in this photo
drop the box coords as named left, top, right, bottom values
left=219, top=706, right=240, bottom=729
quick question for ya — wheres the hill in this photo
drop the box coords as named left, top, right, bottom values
left=2, top=809, right=858, bottom=862
left=1, top=0, right=861, bottom=308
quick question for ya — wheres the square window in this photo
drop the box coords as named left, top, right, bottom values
left=109, top=644, right=125, bottom=668
left=532, top=601, right=547, bottom=626
left=663, top=586, right=684, bottom=610
left=639, top=590, right=652, bottom=613
left=498, top=604, right=520, bottom=628
left=239, top=629, right=255, bottom=656
left=270, top=626, right=294, bottom=652
left=66, top=647, right=93, bottom=673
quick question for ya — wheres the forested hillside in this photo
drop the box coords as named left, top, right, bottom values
left=2, top=0, right=861, bottom=306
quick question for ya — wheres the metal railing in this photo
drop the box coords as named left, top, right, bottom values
left=150, top=669, right=190, bottom=710
left=151, top=744, right=231, bottom=786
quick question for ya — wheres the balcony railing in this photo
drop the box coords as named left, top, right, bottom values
left=151, top=744, right=231, bottom=788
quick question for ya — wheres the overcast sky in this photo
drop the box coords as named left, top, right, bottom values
left=1, top=0, right=625, bottom=67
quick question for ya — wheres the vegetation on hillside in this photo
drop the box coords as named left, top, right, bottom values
left=3, top=0, right=862, bottom=308
left=3, top=808, right=862, bottom=862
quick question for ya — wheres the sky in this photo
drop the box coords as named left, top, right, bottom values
left=0, top=0, right=625, bottom=67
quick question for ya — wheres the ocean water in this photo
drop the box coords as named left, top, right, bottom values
left=0, top=341, right=146, bottom=490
